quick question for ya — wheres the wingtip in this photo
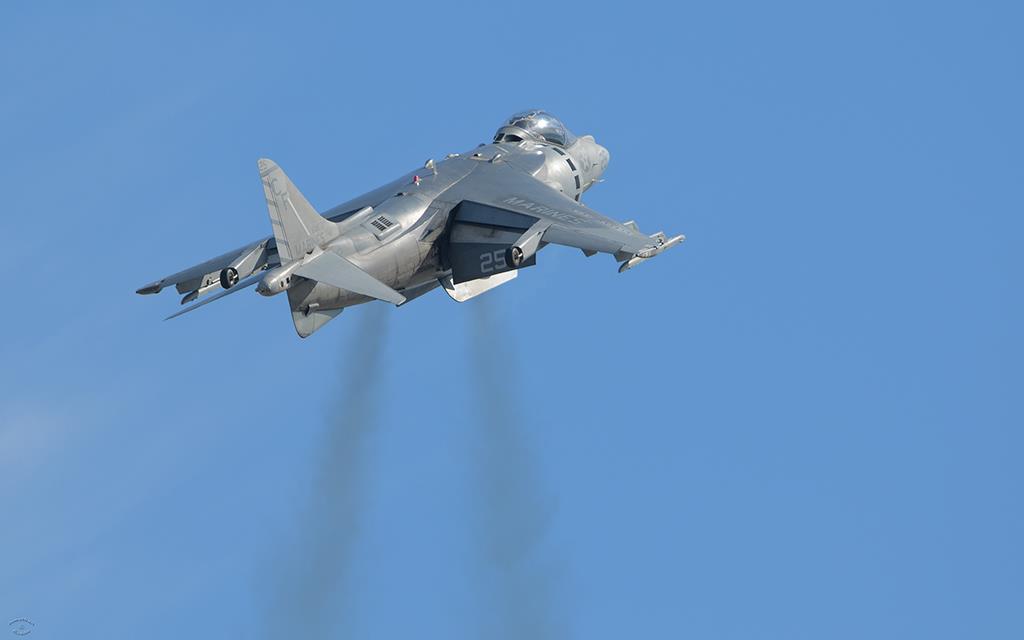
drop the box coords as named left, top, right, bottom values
left=257, top=157, right=278, bottom=174
left=618, top=233, right=686, bottom=273
left=136, top=282, right=163, bottom=295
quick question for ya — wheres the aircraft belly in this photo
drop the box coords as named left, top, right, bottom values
left=288, top=279, right=371, bottom=312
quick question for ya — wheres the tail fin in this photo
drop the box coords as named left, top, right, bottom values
left=259, top=158, right=340, bottom=263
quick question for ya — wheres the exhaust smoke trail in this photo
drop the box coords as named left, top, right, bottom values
left=468, top=298, right=563, bottom=640
left=266, top=303, right=389, bottom=639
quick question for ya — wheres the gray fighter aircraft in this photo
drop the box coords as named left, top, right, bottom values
left=137, top=111, right=684, bottom=337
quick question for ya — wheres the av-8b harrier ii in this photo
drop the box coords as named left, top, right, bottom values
left=137, top=111, right=684, bottom=337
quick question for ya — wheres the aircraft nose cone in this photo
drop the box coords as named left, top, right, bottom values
left=582, top=139, right=609, bottom=182
left=597, top=144, right=610, bottom=172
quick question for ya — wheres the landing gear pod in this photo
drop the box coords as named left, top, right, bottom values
left=220, top=267, right=239, bottom=289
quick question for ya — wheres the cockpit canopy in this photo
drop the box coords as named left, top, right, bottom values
left=493, top=110, right=578, bottom=147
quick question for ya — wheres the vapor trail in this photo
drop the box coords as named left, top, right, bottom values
left=266, top=303, right=389, bottom=639
left=469, top=298, right=562, bottom=640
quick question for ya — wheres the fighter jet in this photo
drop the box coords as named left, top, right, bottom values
left=137, top=111, right=684, bottom=337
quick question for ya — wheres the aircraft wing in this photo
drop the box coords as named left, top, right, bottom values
left=135, top=238, right=273, bottom=304
left=443, top=161, right=684, bottom=283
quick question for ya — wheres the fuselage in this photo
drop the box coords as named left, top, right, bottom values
left=136, top=109, right=681, bottom=339
left=282, top=122, right=609, bottom=317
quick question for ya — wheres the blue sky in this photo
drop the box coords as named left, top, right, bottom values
left=1, top=1, right=1021, bottom=638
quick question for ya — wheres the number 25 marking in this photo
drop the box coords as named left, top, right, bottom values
left=479, top=249, right=507, bottom=274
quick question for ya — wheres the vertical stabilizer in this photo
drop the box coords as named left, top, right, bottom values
left=259, top=158, right=340, bottom=263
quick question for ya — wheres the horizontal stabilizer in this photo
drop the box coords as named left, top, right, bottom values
left=294, top=250, right=406, bottom=305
